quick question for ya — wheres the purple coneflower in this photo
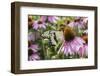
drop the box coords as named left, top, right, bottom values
left=68, top=17, right=88, bottom=29
left=40, top=16, right=59, bottom=23
left=28, top=53, right=40, bottom=61
left=58, top=26, right=88, bottom=57
left=28, top=44, right=40, bottom=61
left=32, top=21, right=46, bottom=30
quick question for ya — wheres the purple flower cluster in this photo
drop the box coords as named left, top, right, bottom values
left=40, top=16, right=59, bottom=23
left=68, top=17, right=88, bottom=29
left=28, top=16, right=59, bottom=61
left=57, top=17, right=88, bottom=58
left=28, top=44, right=40, bottom=61
left=32, top=16, right=59, bottom=30
left=28, top=15, right=88, bottom=60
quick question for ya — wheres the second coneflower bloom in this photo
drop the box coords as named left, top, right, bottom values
left=28, top=44, right=40, bottom=61
left=58, top=26, right=87, bottom=57
left=32, top=21, right=46, bottom=30
left=40, top=16, right=59, bottom=23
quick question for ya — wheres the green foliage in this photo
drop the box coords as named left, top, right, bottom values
left=32, top=15, right=40, bottom=20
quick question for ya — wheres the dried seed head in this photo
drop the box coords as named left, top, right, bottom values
left=81, top=33, right=88, bottom=43
left=28, top=15, right=34, bottom=29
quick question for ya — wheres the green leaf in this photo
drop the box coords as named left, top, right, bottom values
left=32, top=16, right=40, bottom=20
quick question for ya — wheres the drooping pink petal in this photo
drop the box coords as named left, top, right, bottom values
left=68, top=22, right=75, bottom=27
left=83, top=44, right=88, bottom=57
left=29, top=44, right=39, bottom=53
left=33, top=21, right=39, bottom=30
left=58, top=37, right=87, bottom=56
left=28, top=32, right=35, bottom=41
left=78, top=44, right=88, bottom=58
left=48, top=16, right=59, bottom=23
left=40, top=16, right=47, bottom=22
left=42, top=24, right=46, bottom=29
left=29, top=53, right=40, bottom=61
